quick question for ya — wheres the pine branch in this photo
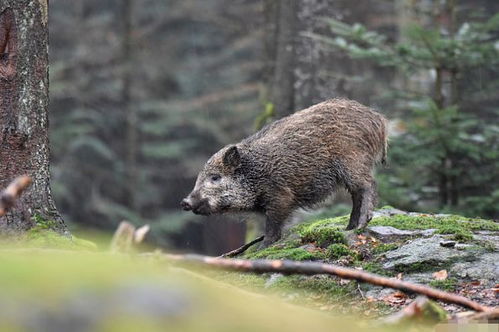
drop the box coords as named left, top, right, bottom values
left=165, top=254, right=493, bottom=313
left=0, top=176, right=32, bottom=217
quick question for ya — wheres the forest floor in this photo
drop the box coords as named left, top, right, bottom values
left=1, top=207, right=496, bottom=330
left=210, top=207, right=498, bottom=319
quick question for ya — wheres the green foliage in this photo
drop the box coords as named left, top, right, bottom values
left=311, top=10, right=499, bottom=218
left=254, top=102, right=275, bottom=130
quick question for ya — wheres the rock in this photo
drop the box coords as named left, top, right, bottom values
left=450, top=253, right=499, bottom=286
left=367, top=226, right=436, bottom=241
left=368, top=226, right=414, bottom=240
left=454, top=244, right=473, bottom=250
left=473, top=231, right=499, bottom=250
left=419, top=229, right=437, bottom=236
left=383, top=236, right=473, bottom=270
left=372, top=208, right=407, bottom=218
left=299, top=244, right=318, bottom=251
left=440, top=240, right=456, bottom=248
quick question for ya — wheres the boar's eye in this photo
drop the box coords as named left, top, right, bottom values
left=209, top=174, right=221, bottom=183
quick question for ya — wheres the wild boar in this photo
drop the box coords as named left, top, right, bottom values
left=181, top=98, right=388, bottom=247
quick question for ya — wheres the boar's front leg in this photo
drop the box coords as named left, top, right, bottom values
left=262, top=216, right=283, bottom=247
left=346, top=180, right=377, bottom=230
left=261, top=197, right=292, bottom=247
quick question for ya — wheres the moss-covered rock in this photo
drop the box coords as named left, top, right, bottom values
left=294, top=216, right=348, bottom=247
left=234, top=208, right=498, bottom=318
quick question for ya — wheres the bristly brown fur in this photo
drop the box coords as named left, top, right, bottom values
left=184, top=98, right=388, bottom=247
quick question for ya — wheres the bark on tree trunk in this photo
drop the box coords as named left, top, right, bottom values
left=122, top=0, right=138, bottom=211
left=266, top=0, right=298, bottom=118
left=0, top=0, right=68, bottom=235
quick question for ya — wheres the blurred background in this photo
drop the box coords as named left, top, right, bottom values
left=48, top=0, right=499, bottom=255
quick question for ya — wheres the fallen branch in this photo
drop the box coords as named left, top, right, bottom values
left=450, top=308, right=499, bottom=323
left=218, top=235, right=264, bottom=258
left=0, top=176, right=32, bottom=217
left=165, top=254, right=493, bottom=313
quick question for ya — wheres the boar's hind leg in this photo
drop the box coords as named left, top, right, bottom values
left=346, top=180, right=377, bottom=230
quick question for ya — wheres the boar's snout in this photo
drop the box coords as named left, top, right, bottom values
left=181, top=193, right=211, bottom=215
left=181, top=198, right=192, bottom=211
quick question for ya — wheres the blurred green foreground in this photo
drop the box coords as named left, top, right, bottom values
left=0, top=250, right=393, bottom=332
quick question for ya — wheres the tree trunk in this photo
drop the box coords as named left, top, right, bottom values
left=122, top=0, right=138, bottom=211
left=0, top=0, right=67, bottom=235
left=266, top=0, right=298, bottom=118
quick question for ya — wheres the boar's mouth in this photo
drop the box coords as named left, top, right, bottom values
left=192, top=199, right=212, bottom=215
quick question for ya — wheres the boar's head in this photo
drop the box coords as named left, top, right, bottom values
left=181, top=145, right=256, bottom=216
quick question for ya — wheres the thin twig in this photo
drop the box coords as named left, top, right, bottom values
left=218, top=235, right=265, bottom=258
left=0, top=176, right=32, bottom=217
left=357, top=283, right=365, bottom=300
left=165, top=254, right=493, bottom=313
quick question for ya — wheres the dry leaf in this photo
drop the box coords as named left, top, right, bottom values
left=396, top=273, right=403, bottom=280
left=432, top=269, right=448, bottom=281
left=392, top=291, right=407, bottom=298
left=383, top=291, right=408, bottom=305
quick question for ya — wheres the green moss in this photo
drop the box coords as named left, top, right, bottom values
left=269, top=275, right=356, bottom=301
left=450, top=230, right=474, bottom=242
left=32, top=213, right=59, bottom=230
left=420, top=300, right=448, bottom=323
left=370, top=213, right=498, bottom=233
left=294, top=216, right=348, bottom=247
left=244, top=247, right=324, bottom=261
left=361, top=262, right=391, bottom=276
left=326, top=244, right=353, bottom=259
left=393, top=261, right=454, bottom=274
left=429, top=278, right=458, bottom=292
left=372, top=243, right=398, bottom=255
left=209, top=271, right=268, bottom=290
left=23, top=227, right=97, bottom=251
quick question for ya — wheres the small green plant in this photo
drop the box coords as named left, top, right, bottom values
left=326, top=244, right=352, bottom=259
left=372, top=243, right=398, bottom=255
left=429, top=278, right=458, bottom=292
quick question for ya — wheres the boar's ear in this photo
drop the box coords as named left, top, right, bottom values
left=222, top=145, right=241, bottom=169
